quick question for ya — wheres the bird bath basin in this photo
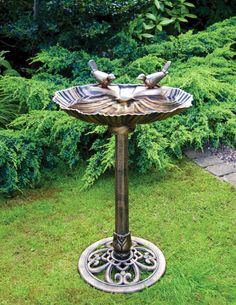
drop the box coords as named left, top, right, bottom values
left=53, top=84, right=192, bottom=127
left=53, top=71, right=193, bottom=293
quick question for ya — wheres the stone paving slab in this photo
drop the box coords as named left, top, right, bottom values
left=206, top=163, right=236, bottom=177
left=223, top=173, right=236, bottom=185
left=194, top=155, right=224, bottom=168
left=185, top=149, right=236, bottom=187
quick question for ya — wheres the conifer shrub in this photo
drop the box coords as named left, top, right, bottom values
left=0, top=17, right=235, bottom=193
left=0, top=130, right=42, bottom=193
left=145, top=17, right=236, bottom=61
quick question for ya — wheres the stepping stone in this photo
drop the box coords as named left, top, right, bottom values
left=223, top=173, right=236, bottom=186
left=206, top=163, right=236, bottom=177
left=194, top=155, right=224, bottom=168
left=185, top=149, right=211, bottom=159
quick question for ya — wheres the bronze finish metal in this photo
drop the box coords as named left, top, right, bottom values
left=137, top=61, right=171, bottom=88
left=53, top=84, right=192, bottom=127
left=53, top=68, right=193, bottom=293
left=78, top=236, right=166, bottom=293
left=88, top=59, right=116, bottom=88
left=113, top=129, right=131, bottom=259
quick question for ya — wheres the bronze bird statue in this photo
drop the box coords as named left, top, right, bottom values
left=137, top=61, right=171, bottom=89
left=88, top=59, right=116, bottom=88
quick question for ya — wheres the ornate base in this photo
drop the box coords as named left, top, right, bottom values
left=78, top=236, right=166, bottom=293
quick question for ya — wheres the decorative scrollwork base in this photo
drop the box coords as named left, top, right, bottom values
left=78, top=236, right=166, bottom=293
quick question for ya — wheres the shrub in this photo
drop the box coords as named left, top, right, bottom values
left=130, top=0, right=197, bottom=40
left=0, top=0, right=151, bottom=54
left=0, top=76, right=59, bottom=111
left=0, top=51, right=20, bottom=77
left=0, top=52, right=21, bottom=127
left=0, top=111, right=95, bottom=193
left=0, top=17, right=235, bottom=193
left=9, top=110, right=93, bottom=167
left=0, top=69, right=70, bottom=128
left=145, top=17, right=236, bottom=61
left=0, top=130, right=42, bottom=193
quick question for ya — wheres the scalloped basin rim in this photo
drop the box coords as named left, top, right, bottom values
left=53, top=84, right=193, bottom=117
left=55, top=100, right=191, bottom=117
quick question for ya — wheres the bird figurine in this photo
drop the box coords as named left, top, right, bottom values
left=136, top=61, right=171, bottom=89
left=88, top=59, right=116, bottom=88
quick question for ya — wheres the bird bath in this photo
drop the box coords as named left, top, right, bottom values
left=53, top=70, right=193, bottom=293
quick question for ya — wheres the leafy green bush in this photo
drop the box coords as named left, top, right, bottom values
left=0, top=0, right=150, bottom=53
left=9, top=111, right=93, bottom=167
left=110, top=32, right=141, bottom=62
left=0, top=111, right=95, bottom=193
left=0, top=97, right=18, bottom=128
left=30, top=17, right=236, bottom=78
left=0, top=17, right=235, bottom=193
left=0, top=51, right=20, bottom=77
left=1, top=0, right=234, bottom=59
left=0, top=130, right=42, bottom=193
left=131, top=0, right=197, bottom=40
left=0, top=52, right=21, bottom=127
left=0, top=76, right=59, bottom=111
left=0, top=62, right=70, bottom=128
left=194, top=0, right=235, bottom=27
left=167, top=46, right=236, bottom=104
left=145, top=17, right=236, bottom=60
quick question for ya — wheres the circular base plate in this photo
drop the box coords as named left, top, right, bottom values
left=78, top=236, right=166, bottom=293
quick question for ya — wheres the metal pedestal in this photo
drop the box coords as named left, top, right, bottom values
left=78, top=127, right=166, bottom=293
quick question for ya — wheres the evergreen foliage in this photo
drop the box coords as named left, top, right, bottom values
left=0, top=53, right=20, bottom=126
left=0, top=130, right=42, bottom=193
left=0, top=76, right=59, bottom=111
left=0, top=0, right=150, bottom=53
left=0, top=51, right=20, bottom=77
left=0, top=17, right=235, bottom=193
left=145, top=17, right=236, bottom=60
left=130, top=0, right=197, bottom=40
left=0, top=0, right=234, bottom=59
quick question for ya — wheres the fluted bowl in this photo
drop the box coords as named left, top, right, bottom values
left=53, top=84, right=192, bottom=127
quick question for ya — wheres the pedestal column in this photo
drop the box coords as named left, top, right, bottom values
left=112, top=127, right=132, bottom=259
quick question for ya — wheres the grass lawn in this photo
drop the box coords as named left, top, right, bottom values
left=0, top=159, right=235, bottom=305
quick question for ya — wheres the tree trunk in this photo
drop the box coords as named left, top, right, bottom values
left=33, top=0, right=41, bottom=24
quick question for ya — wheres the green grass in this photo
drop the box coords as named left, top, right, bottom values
left=0, top=159, right=235, bottom=305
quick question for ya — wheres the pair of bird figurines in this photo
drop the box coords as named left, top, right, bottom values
left=88, top=59, right=171, bottom=89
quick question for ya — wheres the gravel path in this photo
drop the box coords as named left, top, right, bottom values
left=206, top=145, right=236, bottom=165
